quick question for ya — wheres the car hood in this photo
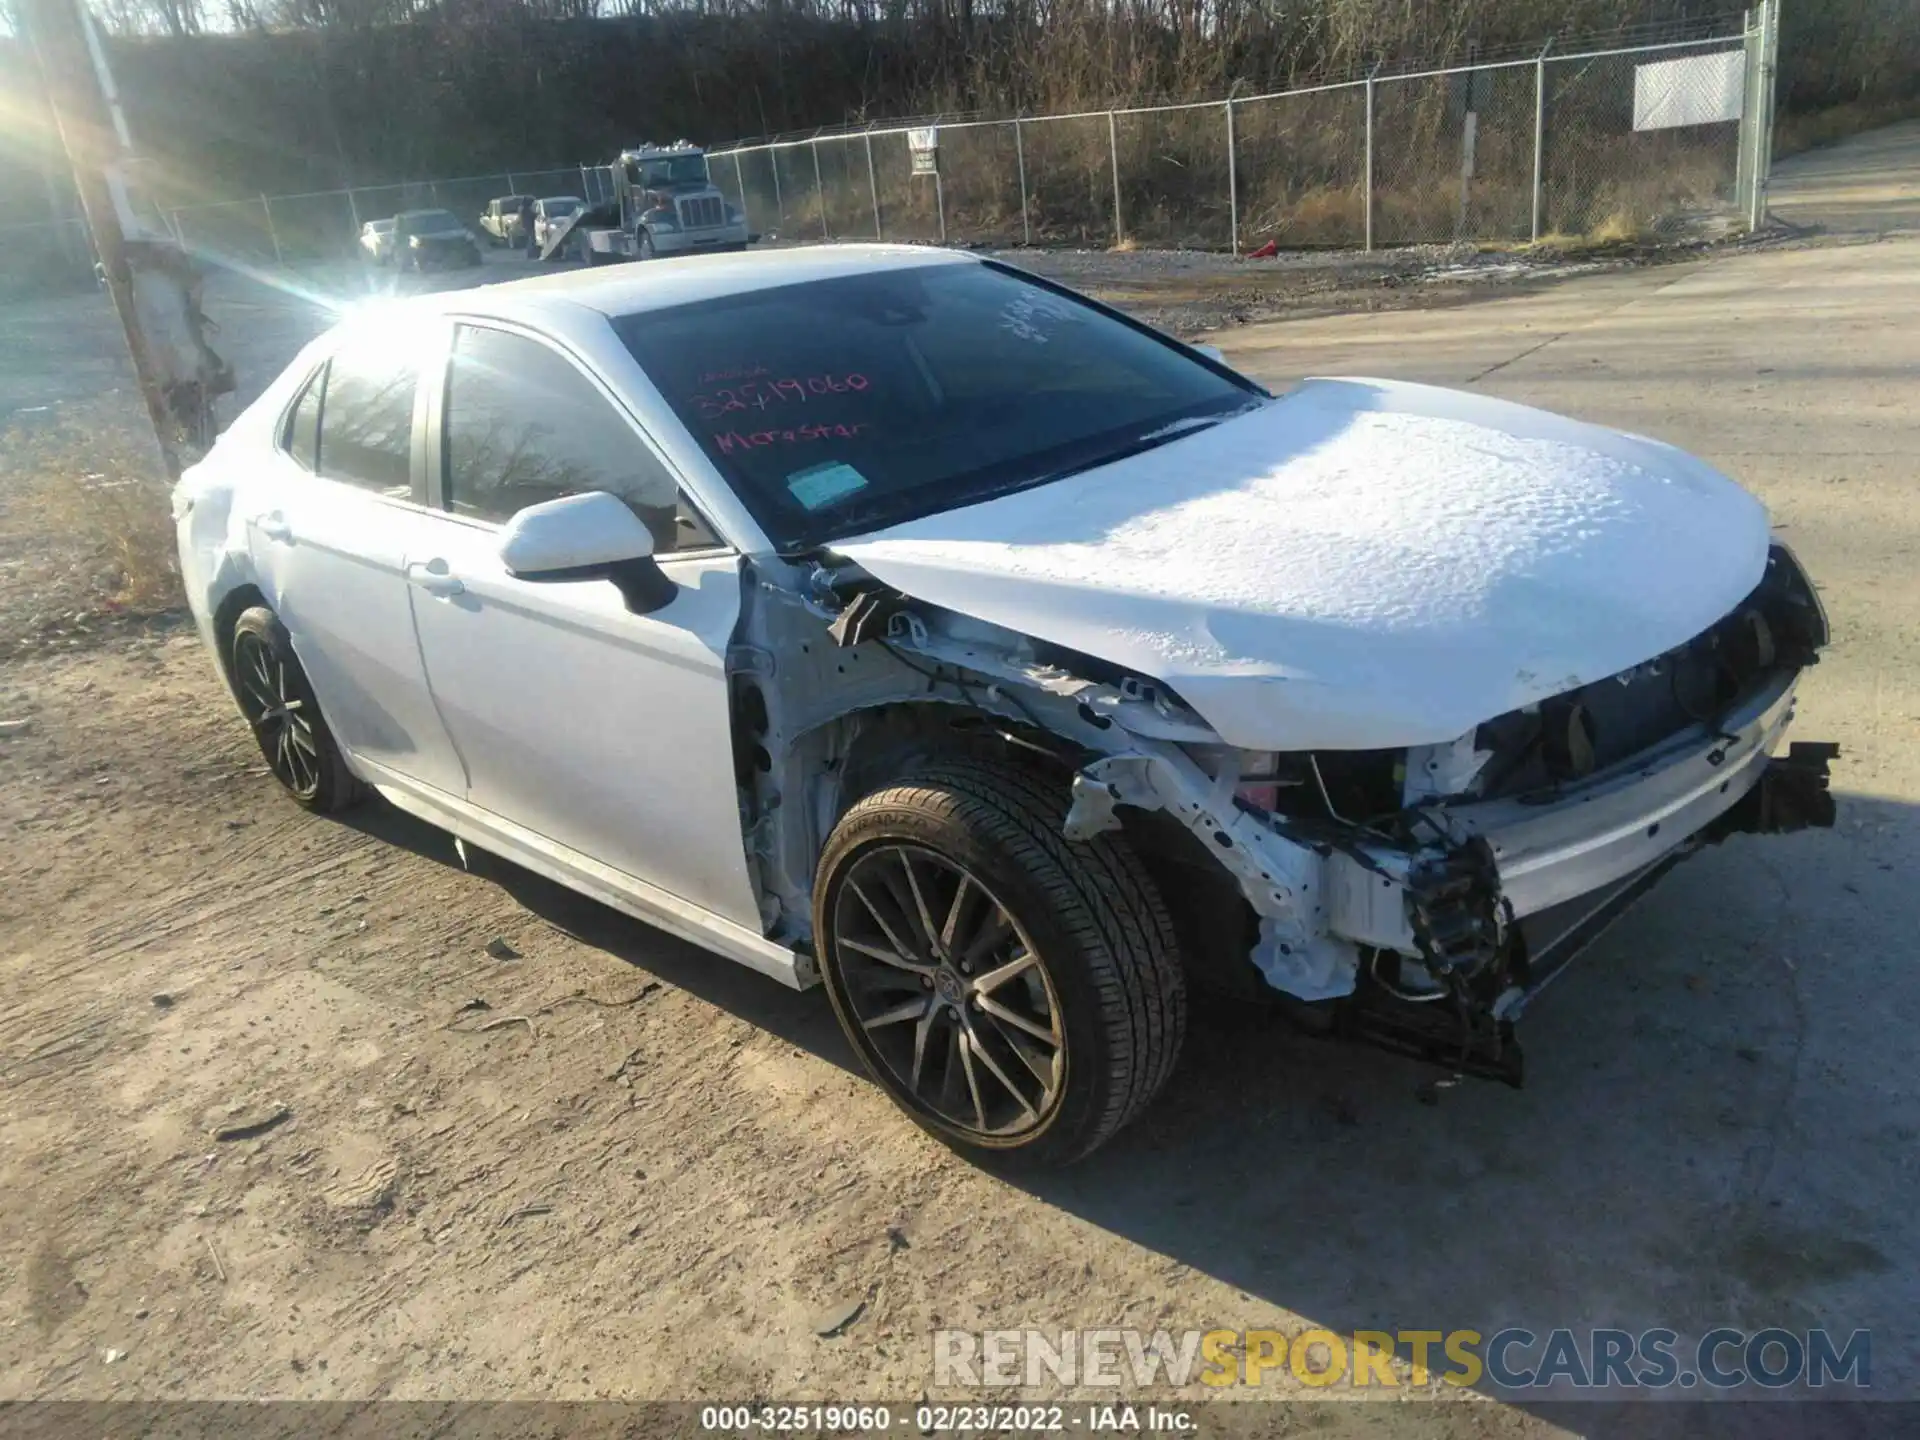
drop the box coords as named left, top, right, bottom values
left=832, top=377, right=1772, bottom=751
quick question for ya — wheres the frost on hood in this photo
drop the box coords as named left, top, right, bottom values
left=835, top=377, right=1773, bottom=750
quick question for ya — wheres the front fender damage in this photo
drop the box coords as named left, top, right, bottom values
left=1064, top=752, right=1362, bottom=1002
left=745, top=560, right=1835, bottom=1088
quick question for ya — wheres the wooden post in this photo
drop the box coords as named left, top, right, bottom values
left=20, top=0, right=182, bottom=478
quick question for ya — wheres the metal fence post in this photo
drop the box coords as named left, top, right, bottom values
left=1531, top=41, right=1552, bottom=242
left=1737, top=8, right=1758, bottom=216
left=346, top=186, right=361, bottom=235
left=261, top=195, right=283, bottom=265
left=1225, top=99, right=1239, bottom=256
left=1108, top=110, right=1123, bottom=244
left=506, top=172, right=519, bottom=195
left=1014, top=119, right=1032, bottom=245
left=811, top=138, right=828, bottom=240
left=770, top=149, right=785, bottom=230
left=1755, top=0, right=1780, bottom=228
left=734, top=151, right=750, bottom=231
left=935, top=170, right=947, bottom=244
left=864, top=132, right=881, bottom=239
left=1363, top=72, right=1376, bottom=252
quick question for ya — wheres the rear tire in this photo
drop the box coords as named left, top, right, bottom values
left=815, top=760, right=1186, bottom=1166
left=228, top=606, right=363, bottom=814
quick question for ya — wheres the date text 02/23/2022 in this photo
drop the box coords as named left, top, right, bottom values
left=698, top=1403, right=1197, bottom=1433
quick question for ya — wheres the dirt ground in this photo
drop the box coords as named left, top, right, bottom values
left=2, top=126, right=1917, bottom=1435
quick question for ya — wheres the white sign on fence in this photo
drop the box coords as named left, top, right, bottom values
left=908, top=127, right=939, bottom=176
left=1632, top=50, right=1746, bottom=131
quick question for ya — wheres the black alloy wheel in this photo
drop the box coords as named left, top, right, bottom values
left=816, top=761, right=1186, bottom=1165
left=833, top=843, right=1067, bottom=1141
left=228, top=607, right=361, bottom=813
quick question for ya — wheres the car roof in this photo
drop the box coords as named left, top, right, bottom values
left=397, top=244, right=978, bottom=322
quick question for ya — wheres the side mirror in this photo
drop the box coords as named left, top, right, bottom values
left=498, top=491, right=676, bottom=615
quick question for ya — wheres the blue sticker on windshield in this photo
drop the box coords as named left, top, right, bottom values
left=787, top=461, right=869, bottom=511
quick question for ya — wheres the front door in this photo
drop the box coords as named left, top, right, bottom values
left=402, top=320, right=761, bottom=928
left=247, top=331, right=467, bottom=797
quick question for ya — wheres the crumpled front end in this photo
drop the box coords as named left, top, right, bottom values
left=770, top=535, right=1834, bottom=1088
left=1051, top=541, right=1837, bottom=1083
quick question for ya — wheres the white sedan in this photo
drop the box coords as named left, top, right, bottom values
left=173, top=246, right=1836, bottom=1164
left=532, top=195, right=585, bottom=252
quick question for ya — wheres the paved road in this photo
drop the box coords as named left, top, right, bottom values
left=1771, top=118, right=1920, bottom=233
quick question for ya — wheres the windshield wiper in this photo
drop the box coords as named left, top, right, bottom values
left=1134, top=415, right=1229, bottom=443
left=1026, top=400, right=1265, bottom=488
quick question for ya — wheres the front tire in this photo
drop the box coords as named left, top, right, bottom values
left=815, top=760, right=1186, bottom=1166
left=228, top=607, right=362, bottom=813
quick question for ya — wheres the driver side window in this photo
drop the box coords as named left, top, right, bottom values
left=441, top=324, right=719, bottom=552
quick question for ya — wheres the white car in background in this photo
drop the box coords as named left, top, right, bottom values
left=357, top=218, right=396, bottom=266
left=171, top=246, right=1836, bottom=1165
left=532, top=195, right=585, bottom=252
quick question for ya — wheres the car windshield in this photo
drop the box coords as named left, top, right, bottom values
left=369, top=220, right=394, bottom=233
left=613, top=261, right=1263, bottom=552
left=403, top=210, right=462, bottom=232
left=631, top=155, right=708, bottom=188
left=542, top=198, right=581, bottom=216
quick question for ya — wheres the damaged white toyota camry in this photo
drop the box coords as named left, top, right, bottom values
left=174, top=245, right=1837, bottom=1164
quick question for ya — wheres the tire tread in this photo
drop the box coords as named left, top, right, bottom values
left=828, top=759, right=1186, bottom=1160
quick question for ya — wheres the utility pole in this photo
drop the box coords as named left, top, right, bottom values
left=20, top=0, right=184, bottom=479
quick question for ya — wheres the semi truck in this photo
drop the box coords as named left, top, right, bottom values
left=547, top=142, right=753, bottom=265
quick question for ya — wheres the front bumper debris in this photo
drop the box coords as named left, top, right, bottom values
left=1061, top=671, right=1837, bottom=1087
left=1325, top=734, right=1839, bottom=1084
left=1710, top=741, right=1840, bottom=838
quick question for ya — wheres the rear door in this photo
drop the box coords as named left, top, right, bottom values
left=401, top=319, right=761, bottom=927
left=247, top=329, right=467, bottom=797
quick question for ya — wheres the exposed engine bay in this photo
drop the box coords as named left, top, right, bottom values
left=726, top=540, right=1835, bottom=1086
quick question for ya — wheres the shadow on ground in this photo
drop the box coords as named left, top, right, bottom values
left=337, top=779, right=1914, bottom=1417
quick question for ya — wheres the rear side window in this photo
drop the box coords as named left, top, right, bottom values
left=282, top=366, right=323, bottom=472
left=441, top=324, right=716, bottom=553
left=315, top=338, right=418, bottom=499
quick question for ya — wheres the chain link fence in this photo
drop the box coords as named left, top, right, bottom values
left=707, top=13, right=1775, bottom=254
left=0, top=164, right=619, bottom=295
left=1, top=6, right=1778, bottom=300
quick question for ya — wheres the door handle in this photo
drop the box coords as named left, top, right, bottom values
left=256, top=513, right=293, bottom=543
left=405, top=560, right=465, bottom=598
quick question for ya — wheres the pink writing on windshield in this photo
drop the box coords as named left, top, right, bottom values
left=693, top=374, right=871, bottom=420
left=714, top=422, right=871, bottom=453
